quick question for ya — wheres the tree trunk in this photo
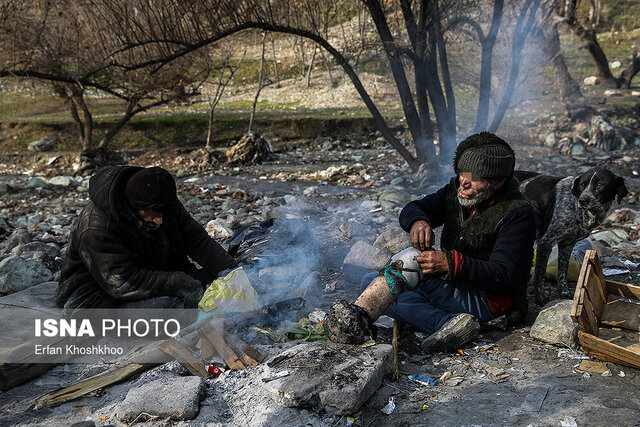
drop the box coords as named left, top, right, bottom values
left=539, top=24, right=583, bottom=102
left=98, top=103, right=135, bottom=151
left=565, top=18, right=617, bottom=87
left=306, top=45, right=316, bottom=88
left=618, top=49, right=640, bottom=88
left=474, top=0, right=503, bottom=133
left=248, top=32, right=267, bottom=134
left=270, top=37, right=281, bottom=88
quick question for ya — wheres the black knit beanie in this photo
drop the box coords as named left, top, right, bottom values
left=453, top=131, right=515, bottom=179
left=125, top=166, right=177, bottom=211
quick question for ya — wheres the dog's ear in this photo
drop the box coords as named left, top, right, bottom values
left=615, top=176, right=629, bottom=203
left=571, top=176, right=583, bottom=197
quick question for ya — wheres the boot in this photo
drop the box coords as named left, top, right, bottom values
left=420, top=313, right=480, bottom=353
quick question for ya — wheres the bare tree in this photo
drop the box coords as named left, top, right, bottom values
left=0, top=0, right=208, bottom=170
left=205, top=49, right=245, bottom=150
left=73, top=0, right=543, bottom=172
left=556, top=0, right=639, bottom=88
left=248, top=31, right=268, bottom=134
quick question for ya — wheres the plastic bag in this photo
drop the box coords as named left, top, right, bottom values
left=198, top=267, right=258, bottom=313
left=533, top=238, right=592, bottom=281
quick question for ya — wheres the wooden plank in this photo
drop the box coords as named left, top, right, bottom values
left=589, top=252, right=608, bottom=303
left=222, top=332, right=265, bottom=367
left=585, top=265, right=604, bottom=320
left=578, top=330, right=640, bottom=370
left=607, top=280, right=640, bottom=301
left=34, top=363, right=156, bottom=409
left=199, top=323, right=246, bottom=370
left=602, top=299, right=640, bottom=332
left=598, top=328, right=640, bottom=353
left=581, top=288, right=599, bottom=337
left=159, top=339, right=212, bottom=379
left=571, top=249, right=592, bottom=322
left=196, top=337, right=217, bottom=361
left=223, top=331, right=264, bottom=364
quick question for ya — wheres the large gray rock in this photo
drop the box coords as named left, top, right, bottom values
left=47, top=176, right=79, bottom=188
left=374, top=227, right=411, bottom=254
left=0, top=182, right=14, bottom=196
left=22, top=177, right=48, bottom=189
left=4, top=229, right=31, bottom=252
left=27, top=136, right=57, bottom=152
left=11, top=241, right=60, bottom=258
left=262, top=342, right=393, bottom=415
left=116, top=376, right=205, bottom=422
left=0, top=256, right=53, bottom=295
left=342, top=240, right=391, bottom=283
left=530, top=299, right=578, bottom=349
left=341, top=219, right=372, bottom=239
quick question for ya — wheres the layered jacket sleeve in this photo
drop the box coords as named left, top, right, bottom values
left=78, top=224, right=202, bottom=300
left=176, top=206, right=238, bottom=276
left=455, top=206, right=536, bottom=293
left=399, top=184, right=449, bottom=231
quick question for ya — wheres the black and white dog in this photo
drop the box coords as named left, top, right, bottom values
left=515, top=167, right=628, bottom=303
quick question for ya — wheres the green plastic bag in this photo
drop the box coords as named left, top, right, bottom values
left=198, top=267, right=258, bottom=314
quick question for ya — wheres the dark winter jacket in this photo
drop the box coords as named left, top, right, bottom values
left=399, top=177, right=536, bottom=318
left=56, top=166, right=237, bottom=309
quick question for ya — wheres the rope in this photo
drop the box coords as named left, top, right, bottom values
left=379, top=266, right=410, bottom=295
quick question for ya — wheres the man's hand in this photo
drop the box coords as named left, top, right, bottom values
left=410, top=220, right=435, bottom=250
left=416, top=250, right=449, bottom=275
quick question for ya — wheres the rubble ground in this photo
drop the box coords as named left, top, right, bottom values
left=0, top=129, right=639, bottom=426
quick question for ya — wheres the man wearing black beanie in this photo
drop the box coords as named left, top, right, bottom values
left=358, top=132, right=537, bottom=353
left=56, top=166, right=237, bottom=309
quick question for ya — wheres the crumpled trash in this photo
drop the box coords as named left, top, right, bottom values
left=534, top=238, right=591, bottom=280
left=380, top=397, right=395, bottom=415
left=408, top=374, right=437, bottom=386
left=198, top=267, right=258, bottom=313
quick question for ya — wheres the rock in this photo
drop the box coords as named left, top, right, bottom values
left=262, top=341, right=393, bottom=415
left=374, top=227, right=411, bottom=254
left=530, top=300, right=578, bottom=349
left=22, top=177, right=48, bottom=189
left=303, top=186, right=318, bottom=196
left=591, top=229, right=629, bottom=246
left=206, top=219, right=232, bottom=240
left=47, top=176, right=79, bottom=188
left=604, top=89, right=623, bottom=97
left=342, top=240, right=391, bottom=283
left=583, top=76, right=599, bottom=86
left=4, top=229, right=31, bottom=252
left=27, top=136, right=57, bottom=152
left=544, top=133, right=557, bottom=148
left=610, top=60, right=622, bottom=69
left=359, top=200, right=379, bottom=211
left=378, top=190, right=411, bottom=209
left=11, top=241, right=60, bottom=258
left=632, top=91, right=640, bottom=97
left=185, top=197, right=205, bottom=209
left=340, top=219, right=372, bottom=239
left=116, top=376, right=205, bottom=422
left=570, top=143, right=585, bottom=156
left=0, top=256, right=53, bottom=295
left=283, top=195, right=298, bottom=205
left=390, top=177, right=405, bottom=186
left=0, top=182, right=14, bottom=196
left=226, top=132, right=273, bottom=165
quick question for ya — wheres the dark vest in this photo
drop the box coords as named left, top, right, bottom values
left=440, top=177, right=530, bottom=260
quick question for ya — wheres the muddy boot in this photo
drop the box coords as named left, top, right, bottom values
left=420, top=313, right=480, bottom=353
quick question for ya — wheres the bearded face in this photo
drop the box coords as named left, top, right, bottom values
left=456, top=172, right=498, bottom=207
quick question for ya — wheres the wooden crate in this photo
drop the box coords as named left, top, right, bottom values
left=570, top=250, right=640, bottom=369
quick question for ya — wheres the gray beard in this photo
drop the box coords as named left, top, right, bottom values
left=457, top=184, right=495, bottom=207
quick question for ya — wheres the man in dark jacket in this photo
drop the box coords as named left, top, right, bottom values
left=56, top=166, right=237, bottom=309
left=360, top=132, right=536, bottom=352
